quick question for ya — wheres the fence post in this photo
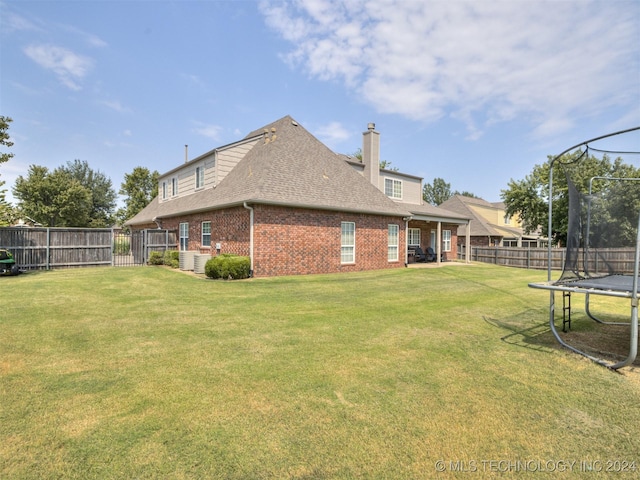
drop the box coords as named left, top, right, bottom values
left=46, top=228, right=51, bottom=270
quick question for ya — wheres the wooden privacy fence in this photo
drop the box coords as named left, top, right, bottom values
left=458, top=246, right=639, bottom=273
left=0, top=227, right=177, bottom=270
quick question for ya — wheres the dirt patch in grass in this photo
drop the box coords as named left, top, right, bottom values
left=556, top=323, right=640, bottom=373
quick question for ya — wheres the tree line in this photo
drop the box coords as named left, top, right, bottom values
left=3, top=115, right=638, bottom=243
left=1, top=116, right=158, bottom=228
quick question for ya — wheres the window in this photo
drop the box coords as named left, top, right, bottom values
left=408, top=228, right=421, bottom=246
left=388, top=224, right=399, bottom=261
left=384, top=178, right=402, bottom=199
left=196, top=166, right=204, bottom=189
left=162, top=181, right=167, bottom=200
left=179, top=222, right=189, bottom=251
left=201, top=221, right=211, bottom=247
left=172, top=178, right=178, bottom=197
left=341, top=222, right=355, bottom=264
left=442, top=230, right=451, bottom=252
left=504, top=214, right=511, bottom=225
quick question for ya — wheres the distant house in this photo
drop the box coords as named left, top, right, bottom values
left=126, top=116, right=470, bottom=277
left=439, top=195, right=544, bottom=248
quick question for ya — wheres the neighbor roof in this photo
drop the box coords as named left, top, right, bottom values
left=127, top=116, right=410, bottom=225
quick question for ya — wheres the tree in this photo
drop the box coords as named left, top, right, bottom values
left=62, top=159, right=116, bottom=227
left=350, top=148, right=398, bottom=170
left=423, top=178, right=452, bottom=205
left=12, top=160, right=116, bottom=227
left=116, top=166, right=159, bottom=225
left=13, top=165, right=92, bottom=227
left=422, top=178, right=478, bottom=205
left=0, top=116, right=17, bottom=225
left=501, top=151, right=640, bottom=246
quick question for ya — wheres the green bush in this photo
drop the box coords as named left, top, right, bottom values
left=148, top=251, right=164, bottom=265
left=163, top=250, right=180, bottom=268
left=113, top=237, right=130, bottom=255
left=205, top=254, right=251, bottom=280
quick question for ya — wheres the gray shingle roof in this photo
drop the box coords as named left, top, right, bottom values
left=127, top=116, right=411, bottom=225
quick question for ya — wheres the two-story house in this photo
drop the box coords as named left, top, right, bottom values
left=126, top=115, right=470, bottom=277
left=439, top=195, right=544, bottom=249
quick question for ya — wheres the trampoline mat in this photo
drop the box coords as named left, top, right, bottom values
left=558, top=275, right=640, bottom=293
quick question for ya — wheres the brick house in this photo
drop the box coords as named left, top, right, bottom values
left=126, top=116, right=470, bottom=277
left=440, top=195, right=545, bottom=249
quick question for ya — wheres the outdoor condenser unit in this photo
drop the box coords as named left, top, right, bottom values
left=193, top=254, right=210, bottom=274
left=179, top=251, right=196, bottom=271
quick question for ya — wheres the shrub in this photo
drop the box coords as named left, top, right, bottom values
left=113, top=237, right=130, bottom=255
left=148, top=251, right=164, bottom=265
left=163, top=250, right=180, bottom=268
left=205, top=254, right=251, bottom=280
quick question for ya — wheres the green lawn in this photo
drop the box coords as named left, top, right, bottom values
left=1, top=264, right=639, bottom=479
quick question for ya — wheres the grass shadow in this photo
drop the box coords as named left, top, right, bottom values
left=483, top=310, right=557, bottom=354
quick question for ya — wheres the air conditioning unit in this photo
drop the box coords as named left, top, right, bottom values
left=193, top=254, right=211, bottom=274
left=179, top=251, right=196, bottom=270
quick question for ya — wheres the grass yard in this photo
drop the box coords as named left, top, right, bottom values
left=1, top=263, right=639, bottom=479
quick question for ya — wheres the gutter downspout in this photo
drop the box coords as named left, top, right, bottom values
left=243, top=202, right=254, bottom=276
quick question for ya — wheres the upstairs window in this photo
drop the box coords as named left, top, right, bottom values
left=172, top=177, right=178, bottom=197
left=162, top=181, right=167, bottom=200
left=384, top=178, right=402, bottom=199
left=196, top=166, right=204, bottom=189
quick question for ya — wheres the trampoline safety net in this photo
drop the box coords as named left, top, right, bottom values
left=557, top=171, right=640, bottom=285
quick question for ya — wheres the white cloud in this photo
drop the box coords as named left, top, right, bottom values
left=23, top=43, right=94, bottom=90
left=193, top=122, right=223, bottom=141
left=261, top=0, right=639, bottom=139
left=314, top=121, right=351, bottom=146
left=100, top=100, right=132, bottom=114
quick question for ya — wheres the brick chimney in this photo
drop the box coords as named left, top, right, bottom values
left=362, top=122, right=380, bottom=188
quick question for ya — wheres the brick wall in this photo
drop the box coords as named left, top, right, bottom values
left=252, top=205, right=406, bottom=277
left=159, top=206, right=250, bottom=256
left=153, top=204, right=406, bottom=277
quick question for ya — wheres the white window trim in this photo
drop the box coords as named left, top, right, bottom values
left=172, top=177, right=178, bottom=197
left=443, top=229, right=452, bottom=252
left=408, top=228, right=420, bottom=246
left=201, top=221, right=211, bottom=248
left=384, top=178, right=402, bottom=199
left=162, top=181, right=167, bottom=200
left=196, top=166, right=205, bottom=190
left=179, top=222, right=189, bottom=251
left=341, top=221, right=355, bottom=264
left=388, top=224, right=399, bottom=262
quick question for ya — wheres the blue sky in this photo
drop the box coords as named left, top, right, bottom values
left=1, top=0, right=639, bottom=207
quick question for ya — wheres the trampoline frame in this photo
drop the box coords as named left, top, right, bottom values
left=528, top=126, right=640, bottom=370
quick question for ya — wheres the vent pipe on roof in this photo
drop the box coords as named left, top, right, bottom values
left=185, top=145, right=188, bottom=163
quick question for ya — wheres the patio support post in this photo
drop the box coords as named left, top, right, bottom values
left=465, top=220, right=471, bottom=264
left=436, top=221, right=442, bottom=265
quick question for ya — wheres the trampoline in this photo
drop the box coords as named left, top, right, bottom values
left=529, top=126, right=640, bottom=370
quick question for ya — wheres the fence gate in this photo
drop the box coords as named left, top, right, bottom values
left=112, top=229, right=177, bottom=267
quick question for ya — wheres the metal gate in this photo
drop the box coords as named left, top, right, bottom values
left=112, top=229, right=177, bottom=267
